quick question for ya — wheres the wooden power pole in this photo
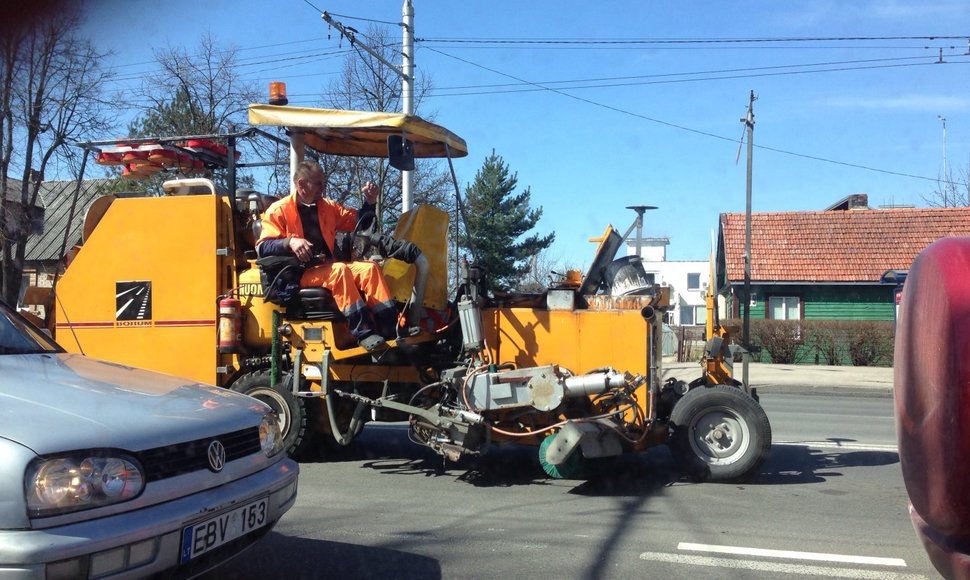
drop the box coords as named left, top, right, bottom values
left=741, top=90, right=756, bottom=392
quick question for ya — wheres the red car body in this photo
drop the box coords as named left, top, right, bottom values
left=895, top=236, right=970, bottom=579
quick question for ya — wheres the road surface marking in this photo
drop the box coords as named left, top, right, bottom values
left=677, top=542, right=906, bottom=566
left=116, top=298, right=134, bottom=318
left=116, top=287, right=138, bottom=298
left=638, top=552, right=925, bottom=579
left=775, top=441, right=898, bottom=452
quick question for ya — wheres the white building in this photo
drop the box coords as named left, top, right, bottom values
left=624, top=237, right=709, bottom=326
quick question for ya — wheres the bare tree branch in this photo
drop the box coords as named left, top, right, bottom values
left=125, top=32, right=264, bottom=193
left=0, top=5, right=114, bottom=304
left=922, top=165, right=970, bottom=207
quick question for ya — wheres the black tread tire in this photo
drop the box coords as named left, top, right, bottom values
left=230, top=369, right=314, bottom=460
left=669, top=385, right=771, bottom=482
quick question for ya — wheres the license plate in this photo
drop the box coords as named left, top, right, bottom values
left=180, top=497, right=269, bottom=563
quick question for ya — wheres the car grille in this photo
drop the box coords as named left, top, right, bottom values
left=137, top=427, right=261, bottom=482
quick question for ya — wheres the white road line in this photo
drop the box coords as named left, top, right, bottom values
left=116, top=287, right=138, bottom=298
left=639, top=552, right=926, bottom=579
left=774, top=441, right=898, bottom=452
left=116, top=298, right=134, bottom=318
left=677, top=542, right=906, bottom=567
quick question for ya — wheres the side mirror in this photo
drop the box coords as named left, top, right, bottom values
left=387, top=135, right=415, bottom=171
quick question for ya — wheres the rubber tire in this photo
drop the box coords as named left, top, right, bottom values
left=669, top=385, right=771, bottom=482
left=230, top=369, right=314, bottom=460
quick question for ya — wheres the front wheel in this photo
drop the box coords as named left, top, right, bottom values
left=669, top=385, right=771, bottom=482
left=230, top=369, right=315, bottom=460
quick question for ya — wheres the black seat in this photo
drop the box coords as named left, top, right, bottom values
left=285, top=288, right=344, bottom=321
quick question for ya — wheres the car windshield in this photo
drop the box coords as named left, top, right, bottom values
left=0, top=304, right=62, bottom=355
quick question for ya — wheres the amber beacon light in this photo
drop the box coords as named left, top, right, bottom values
left=268, top=81, right=288, bottom=106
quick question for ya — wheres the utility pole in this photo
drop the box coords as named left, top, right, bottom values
left=321, top=2, right=415, bottom=212
left=737, top=90, right=757, bottom=393
left=401, top=0, right=415, bottom=212
left=741, top=90, right=756, bottom=354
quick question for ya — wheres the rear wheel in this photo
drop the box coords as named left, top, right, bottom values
left=231, top=369, right=315, bottom=460
left=669, top=385, right=771, bottom=482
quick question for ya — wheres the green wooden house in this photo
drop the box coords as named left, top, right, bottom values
left=715, top=196, right=970, bottom=364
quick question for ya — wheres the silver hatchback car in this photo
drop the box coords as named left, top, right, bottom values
left=0, top=303, right=299, bottom=579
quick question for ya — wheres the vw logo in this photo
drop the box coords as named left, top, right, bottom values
left=207, top=440, right=226, bottom=472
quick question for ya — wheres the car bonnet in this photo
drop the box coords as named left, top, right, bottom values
left=0, top=353, right=268, bottom=455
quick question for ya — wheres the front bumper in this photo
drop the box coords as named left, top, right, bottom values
left=910, top=504, right=970, bottom=580
left=0, top=458, right=298, bottom=579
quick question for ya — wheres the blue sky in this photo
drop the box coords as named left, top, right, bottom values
left=77, top=1, right=970, bottom=267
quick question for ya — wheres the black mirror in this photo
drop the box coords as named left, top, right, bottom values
left=387, top=135, right=414, bottom=171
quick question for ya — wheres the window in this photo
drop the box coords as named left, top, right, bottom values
left=677, top=305, right=706, bottom=326
left=679, top=306, right=695, bottom=326
left=694, top=305, right=707, bottom=327
left=687, top=273, right=701, bottom=290
left=768, top=296, right=801, bottom=320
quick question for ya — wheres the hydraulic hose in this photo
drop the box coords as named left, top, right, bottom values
left=324, top=384, right=368, bottom=446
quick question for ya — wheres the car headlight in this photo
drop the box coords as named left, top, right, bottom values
left=259, top=413, right=284, bottom=457
left=26, top=453, right=144, bottom=517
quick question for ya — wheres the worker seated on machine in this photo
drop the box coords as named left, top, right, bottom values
left=256, top=161, right=400, bottom=352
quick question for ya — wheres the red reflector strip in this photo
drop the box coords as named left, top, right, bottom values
left=54, top=320, right=214, bottom=328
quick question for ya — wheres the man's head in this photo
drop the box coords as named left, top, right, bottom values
left=294, top=161, right=325, bottom=205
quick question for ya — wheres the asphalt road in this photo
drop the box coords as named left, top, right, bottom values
left=761, top=393, right=898, bottom=447
left=206, top=392, right=935, bottom=580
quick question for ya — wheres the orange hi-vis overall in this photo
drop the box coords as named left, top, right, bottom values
left=257, top=193, right=396, bottom=339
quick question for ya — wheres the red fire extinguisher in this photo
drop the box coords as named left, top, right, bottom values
left=218, top=297, right=242, bottom=353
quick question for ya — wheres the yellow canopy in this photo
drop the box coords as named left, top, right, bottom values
left=248, top=104, right=468, bottom=159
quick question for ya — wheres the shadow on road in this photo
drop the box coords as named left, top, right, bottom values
left=567, top=448, right=679, bottom=496
left=299, top=423, right=898, bottom=490
left=205, top=534, right=441, bottom=580
left=301, top=422, right=548, bottom=484
left=302, top=423, right=683, bottom=495
left=751, top=443, right=899, bottom=485
left=349, top=423, right=558, bottom=487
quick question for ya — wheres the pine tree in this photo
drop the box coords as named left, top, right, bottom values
left=461, top=151, right=555, bottom=294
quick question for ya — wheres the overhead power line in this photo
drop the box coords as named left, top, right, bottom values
left=69, top=14, right=967, bottom=188
left=428, top=53, right=966, bottom=95
left=412, top=44, right=962, bottom=52
left=423, top=45, right=963, bottom=185
left=430, top=60, right=967, bottom=97
left=418, top=35, right=970, bottom=45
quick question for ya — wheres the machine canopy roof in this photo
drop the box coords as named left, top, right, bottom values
left=248, top=104, right=467, bottom=159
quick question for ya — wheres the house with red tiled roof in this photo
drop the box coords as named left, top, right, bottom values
left=716, top=195, right=970, bottom=323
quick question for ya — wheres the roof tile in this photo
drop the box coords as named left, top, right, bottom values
left=719, top=207, right=970, bottom=282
